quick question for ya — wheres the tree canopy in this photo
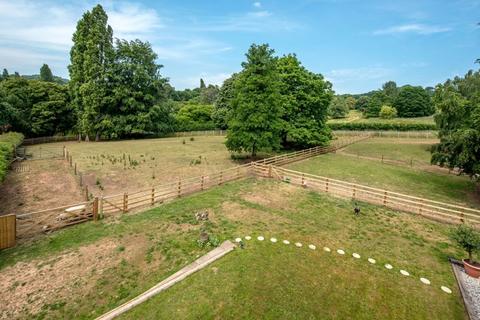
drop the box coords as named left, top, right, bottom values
left=40, top=64, right=54, bottom=82
left=393, top=85, right=434, bottom=117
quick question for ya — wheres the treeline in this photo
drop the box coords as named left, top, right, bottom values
left=328, top=81, right=435, bottom=119
left=0, top=132, right=24, bottom=182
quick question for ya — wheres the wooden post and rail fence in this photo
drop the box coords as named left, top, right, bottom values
left=3, top=132, right=478, bottom=249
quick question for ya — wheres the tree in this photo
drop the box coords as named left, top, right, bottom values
left=175, top=103, right=214, bottom=131
left=1, top=69, right=8, bottom=80
left=345, top=96, right=356, bottom=110
left=213, top=74, right=238, bottom=129
left=379, top=105, right=397, bottom=119
left=364, top=91, right=385, bottom=117
left=354, top=96, right=370, bottom=112
left=200, top=78, right=206, bottom=89
left=277, top=54, right=332, bottom=148
left=382, top=81, right=398, bottom=104
left=450, top=224, right=480, bottom=263
left=39, top=64, right=54, bottom=82
left=226, top=44, right=284, bottom=157
left=328, top=96, right=349, bottom=119
left=102, top=39, right=173, bottom=138
left=431, top=69, right=480, bottom=177
left=199, top=84, right=219, bottom=104
left=69, top=4, right=114, bottom=141
left=393, top=85, right=434, bottom=117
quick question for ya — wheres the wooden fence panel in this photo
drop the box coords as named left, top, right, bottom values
left=0, top=215, right=16, bottom=249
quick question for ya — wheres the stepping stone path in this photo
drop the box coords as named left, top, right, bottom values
left=236, top=233, right=454, bottom=296
left=441, top=286, right=452, bottom=294
left=400, top=270, right=410, bottom=276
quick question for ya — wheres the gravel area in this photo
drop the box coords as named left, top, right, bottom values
left=454, top=264, right=480, bottom=320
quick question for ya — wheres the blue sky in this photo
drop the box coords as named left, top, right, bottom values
left=0, top=0, right=478, bottom=93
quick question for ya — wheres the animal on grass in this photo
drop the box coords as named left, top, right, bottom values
left=354, top=203, right=361, bottom=216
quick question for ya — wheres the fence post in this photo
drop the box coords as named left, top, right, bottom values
left=201, top=176, right=205, bottom=190
left=123, top=193, right=128, bottom=212
left=151, top=187, right=155, bottom=205
left=69, top=155, right=73, bottom=167
left=93, top=197, right=99, bottom=221
left=301, top=174, right=305, bottom=187
left=66, top=150, right=69, bottom=161
left=63, top=146, right=66, bottom=159
left=383, top=191, right=387, bottom=206
left=352, top=184, right=356, bottom=199
left=79, top=172, right=83, bottom=187
left=381, top=155, right=384, bottom=163
left=178, top=178, right=182, bottom=197
left=219, top=171, right=223, bottom=185
left=325, top=179, right=329, bottom=192
left=99, top=196, right=104, bottom=219
left=268, top=165, right=272, bottom=178
left=85, top=185, right=89, bottom=201
left=74, top=163, right=77, bottom=175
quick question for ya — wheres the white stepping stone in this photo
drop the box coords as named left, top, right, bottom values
left=283, top=240, right=290, bottom=244
left=385, top=264, right=393, bottom=270
left=400, top=270, right=410, bottom=276
left=235, top=238, right=242, bottom=243
left=441, top=286, right=452, bottom=294
left=257, top=236, right=264, bottom=241
left=352, top=253, right=361, bottom=259
left=245, top=236, right=251, bottom=240
left=323, top=247, right=331, bottom=252
left=420, top=277, right=431, bottom=285
left=337, top=249, right=345, bottom=255
left=308, top=244, right=316, bottom=250
left=270, top=237, right=277, bottom=243
left=368, top=258, right=376, bottom=264
left=295, top=242, right=302, bottom=247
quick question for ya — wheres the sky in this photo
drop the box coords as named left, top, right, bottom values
left=0, top=0, right=478, bottom=94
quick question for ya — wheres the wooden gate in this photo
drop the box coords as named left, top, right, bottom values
left=0, top=214, right=16, bottom=249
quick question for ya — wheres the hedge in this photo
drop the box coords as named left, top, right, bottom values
left=0, top=132, right=24, bottom=182
left=327, top=122, right=437, bottom=131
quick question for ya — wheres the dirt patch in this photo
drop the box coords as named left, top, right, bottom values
left=241, top=183, right=301, bottom=211
left=0, top=159, right=84, bottom=215
left=0, top=235, right=151, bottom=319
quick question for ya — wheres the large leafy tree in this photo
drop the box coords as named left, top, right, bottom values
left=393, top=85, right=434, bottom=117
left=69, top=4, right=114, bottom=141
left=212, top=74, right=238, bottom=130
left=328, top=96, right=349, bottom=119
left=364, top=91, right=386, bottom=118
left=226, top=44, right=284, bottom=157
left=431, top=70, right=480, bottom=177
left=102, top=39, right=173, bottom=138
left=277, top=54, right=332, bottom=148
left=175, top=103, right=215, bottom=131
left=382, top=81, right=398, bottom=104
left=39, top=64, right=54, bottom=82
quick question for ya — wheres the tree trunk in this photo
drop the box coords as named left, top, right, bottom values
left=85, top=134, right=90, bottom=142
left=95, top=132, right=100, bottom=142
left=251, top=143, right=257, bottom=158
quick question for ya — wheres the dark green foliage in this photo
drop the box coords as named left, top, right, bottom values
left=199, top=84, right=219, bottom=104
left=175, top=103, right=215, bottom=131
left=393, top=85, right=434, bottom=117
left=450, top=224, right=480, bottom=262
left=39, top=64, right=54, bottom=82
left=328, top=122, right=437, bottom=131
left=431, top=69, right=480, bottom=177
left=277, top=54, right=332, bottom=148
left=226, top=44, right=284, bottom=156
left=1, top=69, right=8, bottom=80
left=0, top=132, right=24, bottom=182
left=328, top=96, right=349, bottom=119
left=382, top=81, right=398, bottom=104
left=364, top=91, right=386, bottom=118
left=213, top=74, right=238, bottom=129
left=354, top=96, right=370, bottom=112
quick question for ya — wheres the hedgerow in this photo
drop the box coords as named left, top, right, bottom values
left=327, top=122, right=437, bottom=131
left=0, top=132, right=24, bottom=182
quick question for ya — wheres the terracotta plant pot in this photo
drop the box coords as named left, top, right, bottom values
left=463, top=259, right=480, bottom=278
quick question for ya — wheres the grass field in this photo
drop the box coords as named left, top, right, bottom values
left=328, top=110, right=435, bottom=125
left=0, top=179, right=466, bottom=319
left=287, top=142, right=479, bottom=208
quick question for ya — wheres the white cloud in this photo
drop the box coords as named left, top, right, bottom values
left=248, top=11, right=272, bottom=18
left=373, top=24, right=451, bottom=35
left=253, top=2, right=262, bottom=8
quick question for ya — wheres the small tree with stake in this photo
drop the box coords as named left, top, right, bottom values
left=451, top=224, right=480, bottom=277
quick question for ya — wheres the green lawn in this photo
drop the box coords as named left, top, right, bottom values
left=341, top=137, right=436, bottom=164
left=0, top=178, right=466, bottom=319
left=287, top=153, right=478, bottom=208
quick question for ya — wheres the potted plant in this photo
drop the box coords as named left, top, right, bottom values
left=451, top=224, right=480, bottom=278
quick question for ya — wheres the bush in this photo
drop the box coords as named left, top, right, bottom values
left=393, top=85, right=434, bottom=117
left=450, top=224, right=480, bottom=263
left=0, top=132, right=24, bottom=182
left=379, top=106, right=397, bottom=119
left=327, top=122, right=437, bottom=131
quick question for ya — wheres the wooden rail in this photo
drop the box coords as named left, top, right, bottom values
left=253, top=164, right=480, bottom=227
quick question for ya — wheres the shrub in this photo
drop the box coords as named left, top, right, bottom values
left=0, top=132, right=24, bottom=182
left=393, top=85, right=434, bottom=117
left=379, top=106, right=397, bottom=119
left=327, top=122, right=437, bottom=131
left=328, top=97, right=349, bottom=119
left=450, top=224, right=480, bottom=263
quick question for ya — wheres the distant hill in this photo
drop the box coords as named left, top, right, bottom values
left=22, top=74, right=69, bottom=85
